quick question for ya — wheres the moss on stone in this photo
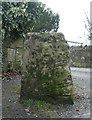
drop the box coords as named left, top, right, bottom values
left=20, top=32, right=74, bottom=104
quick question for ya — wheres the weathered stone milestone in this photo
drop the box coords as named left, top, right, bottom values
left=20, top=32, right=74, bottom=104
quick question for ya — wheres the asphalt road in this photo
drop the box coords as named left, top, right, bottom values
left=0, top=67, right=91, bottom=119
left=71, top=67, right=90, bottom=96
left=70, top=67, right=90, bottom=118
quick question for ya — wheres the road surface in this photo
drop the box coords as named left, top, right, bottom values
left=70, top=67, right=90, bottom=118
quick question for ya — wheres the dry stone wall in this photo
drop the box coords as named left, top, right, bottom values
left=3, top=38, right=24, bottom=72
left=70, top=46, right=91, bottom=68
left=20, top=32, right=74, bottom=104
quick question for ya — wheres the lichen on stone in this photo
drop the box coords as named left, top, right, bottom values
left=21, top=32, right=74, bottom=104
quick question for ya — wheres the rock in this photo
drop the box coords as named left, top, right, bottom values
left=25, top=108, right=30, bottom=112
left=27, top=113, right=31, bottom=116
left=20, top=32, right=74, bottom=104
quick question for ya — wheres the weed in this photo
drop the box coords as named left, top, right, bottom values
left=19, top=99, right=58, bottom=117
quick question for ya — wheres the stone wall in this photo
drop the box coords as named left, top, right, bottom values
left=20, top=32, right=74, bottom=104
left=70, top=46, right=91, bottom=68
left=3, top=38, right=23, bottom=72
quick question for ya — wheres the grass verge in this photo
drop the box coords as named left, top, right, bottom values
left=19, top=99, right=58, bottom=117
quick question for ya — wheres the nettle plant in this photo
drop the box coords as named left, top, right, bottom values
left=21, top=33, right=74, bottom=104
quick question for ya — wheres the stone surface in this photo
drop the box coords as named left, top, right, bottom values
left=3, top=38, right=23, bottom=72
left=20, top=32, right=74, bottom=104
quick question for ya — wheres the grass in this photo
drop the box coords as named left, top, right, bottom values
left=19, top=99, right=58, bottom=117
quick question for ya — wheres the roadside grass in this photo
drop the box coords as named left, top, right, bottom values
left=19, top=99, right=58, bottom=117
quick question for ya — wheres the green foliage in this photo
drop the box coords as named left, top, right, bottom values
left=20, top=99, right=51, bottom=109
left=2, top=2, right=60, bottom=40
left=84, top=11, right=92, bottom=40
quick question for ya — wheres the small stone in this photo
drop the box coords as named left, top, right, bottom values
left=35, top=88, right=38, bottom=92
left=9, top=99, right=11, bottom=102
left=25, top=108, right=30, bottom=112
left=34, top=114, right=38, bottom=117
left=27, top=113, right=31, bottom=116
left=36, top=115, right=38, bottom=117
left=14, top=101, right=17, bottom=104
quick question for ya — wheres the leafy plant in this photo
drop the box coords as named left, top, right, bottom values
left=2, top=2, right=60, bottom=40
